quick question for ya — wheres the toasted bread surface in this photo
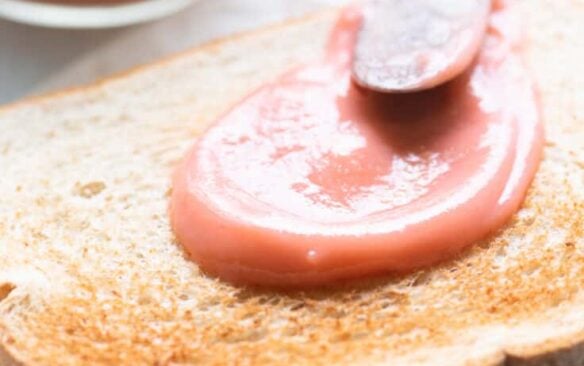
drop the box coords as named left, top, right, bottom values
left=0, top=1, right=583, bottom=365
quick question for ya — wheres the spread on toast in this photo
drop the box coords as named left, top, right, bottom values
left=171, top=2, right=543, bottom=286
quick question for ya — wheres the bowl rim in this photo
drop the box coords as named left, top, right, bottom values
left=0, top=0, right=196, bottom=29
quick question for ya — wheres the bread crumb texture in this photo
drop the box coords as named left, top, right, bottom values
left=0, top=1, right=583, bottom=365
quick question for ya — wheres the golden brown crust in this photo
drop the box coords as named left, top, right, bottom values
left=0, top=338, right=25, bottom=366
left=0, top=1, right=582, bottom=365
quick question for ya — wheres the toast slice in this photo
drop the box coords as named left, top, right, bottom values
left=0, top=1, right=583, bottom=365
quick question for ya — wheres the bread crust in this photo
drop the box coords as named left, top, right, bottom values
left=0, top=1, right=582, bottom=365
left=0, top=344, right=24, bottom=366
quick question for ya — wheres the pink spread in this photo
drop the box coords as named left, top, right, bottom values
left=170, top=2, right=543, bottom=286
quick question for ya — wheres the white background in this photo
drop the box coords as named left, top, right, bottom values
left=0, top=0, right=342, bottom=104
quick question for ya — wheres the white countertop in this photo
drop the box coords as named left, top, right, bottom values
left=0, top=0, right=341, bottom=105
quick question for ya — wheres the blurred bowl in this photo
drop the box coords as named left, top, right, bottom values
left=0, top=0, right=197, bottom=28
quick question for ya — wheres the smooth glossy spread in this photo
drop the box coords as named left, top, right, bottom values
left=171, top=2, right=543, bottom=286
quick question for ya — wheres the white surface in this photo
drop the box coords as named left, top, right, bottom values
left=0, top=0, right=342, bottom=105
